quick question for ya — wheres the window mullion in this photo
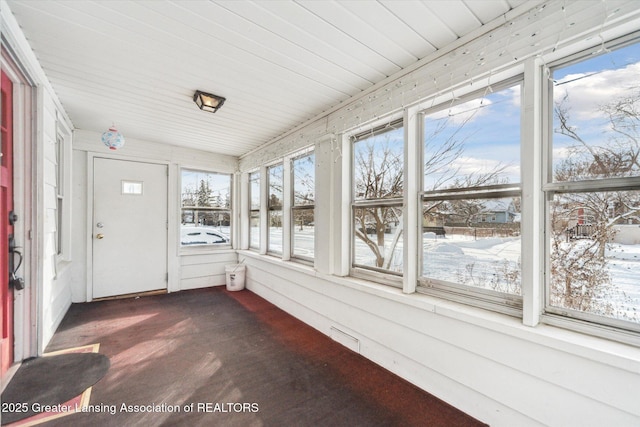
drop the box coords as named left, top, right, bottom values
left=544, top=176, right=640, bottom=193
left=259, top=166, right=268, bottom=255
left=404, top=107, right=420, bottom=294
left=351, top=121, right=405, bottom=278
left=521, top=56, right=545, bottom=327
left=282, top=157, right=292, bottom=261
left=352, top=198, right=403, bottom=208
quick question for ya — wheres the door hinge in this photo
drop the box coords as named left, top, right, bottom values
left=166, top=272, right=169, bottom=282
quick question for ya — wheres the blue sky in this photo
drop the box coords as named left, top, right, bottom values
left=421, top=41, right=640, bottom=189
left=552, top=42, right=640, bottom=171
left=423, top=84, right=521, bottom=189
left=554, top=42, right=640, bottom=80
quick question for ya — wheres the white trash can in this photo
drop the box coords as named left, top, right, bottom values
left=225, top=264, right=246, bottom=291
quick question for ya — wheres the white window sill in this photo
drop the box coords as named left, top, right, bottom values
left=179, top=245, right=235, bottom=256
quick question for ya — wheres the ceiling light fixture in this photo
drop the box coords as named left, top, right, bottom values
left=193, top=90, right=226, bottom=113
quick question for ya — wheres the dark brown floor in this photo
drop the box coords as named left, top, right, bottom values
left=40, top=287, right=485, bottom=427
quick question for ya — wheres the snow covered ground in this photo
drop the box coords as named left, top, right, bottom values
left=423, top=232, right=521, bottom=294
left=423, top=233, right=639, bottom=321
left=605, top=243, right=640, bottom=318
left=259, top=227, right=639, bottom=322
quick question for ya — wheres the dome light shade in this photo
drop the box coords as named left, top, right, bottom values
left=194, top=90, right=226, bottom=113
left=101, top=126, right=125, bottom=150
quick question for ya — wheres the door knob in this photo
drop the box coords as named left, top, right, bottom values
left=96, top=233, right=105, bottom=239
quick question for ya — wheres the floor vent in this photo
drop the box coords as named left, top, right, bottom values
left=330, top=326, right=360, bottom=353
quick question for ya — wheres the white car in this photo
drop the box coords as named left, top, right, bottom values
left=181, top=226, right=229, bottom=245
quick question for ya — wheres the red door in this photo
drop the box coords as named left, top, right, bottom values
left=1, top=70, right=15, bottom=375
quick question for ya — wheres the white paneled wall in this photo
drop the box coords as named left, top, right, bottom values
left=239, top=252, right=640, bottom=426
left=40, top=93, right=72, bottom=349
left=2, top=0, right=639, bottom=422
left=2, top=2, right=75, bottom=355
left=70, top=130, right=239, bottom=302
left=179, top=251, right=236, bottom=290
left=238, top=1, right=640, bottom=425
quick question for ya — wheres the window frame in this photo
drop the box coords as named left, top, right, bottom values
left=267, top=162, right=284, bottom=256
left=54, top=116, right=72, bottom=266
left=416, top=79, right=525, bottom=317
left=179, top=168, right=233, bottom=249
left=290, top=149, right=315, bottom=264
left=350, top=118, right=404, bottom=285
left=248, top=170, right=261, bottom=251
left=239, top=32, right=640, bottom=347
left=55, top=133, right=63, bottom=256
left=542, top=36, right=640, bottom=336
left=419, top=184, right=523, bottom=316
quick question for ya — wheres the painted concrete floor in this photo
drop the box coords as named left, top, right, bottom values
left=40, top=287, right=485, bottom=427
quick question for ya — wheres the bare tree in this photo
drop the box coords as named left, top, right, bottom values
left=423, top=112, right=510, bottom=227
left=550, top=193, right=615, bottom=317
left=551, top=91, right=640, bottom=319
left=353, top=135, right=403, bottom=268
left=555, top=91, right=640, bottom=179
left=353, top=110, right=511, bottom=270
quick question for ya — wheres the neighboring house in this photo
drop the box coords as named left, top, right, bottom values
left=471, top=199, right=518, bottom=224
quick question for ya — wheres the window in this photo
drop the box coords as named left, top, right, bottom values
left=291, top=151, right=315, bottom=261
left=249, top=171, right=260, bottom=250
left=352, top=120, right=404, bottom=278
left=122, top=180, right=143, bottom=195
left=180, top=169, right=231, bottom=246
left=419, top=82, right=522, bottom=313
left=55, top=134, right=64, bottom=256
left=546, top=40, right=640, bottom=330
left=54, top=118, right=72, bottom=263
left=267, top=163, right=284, bottom=254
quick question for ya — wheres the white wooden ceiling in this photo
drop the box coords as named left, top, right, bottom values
left=6, top=0, right=532, bottom=157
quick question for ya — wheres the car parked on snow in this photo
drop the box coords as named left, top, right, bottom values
left=181, top=226, right=229, bottom=245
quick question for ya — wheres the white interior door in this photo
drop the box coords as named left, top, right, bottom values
left=93, top=158, right=168, bottom=299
